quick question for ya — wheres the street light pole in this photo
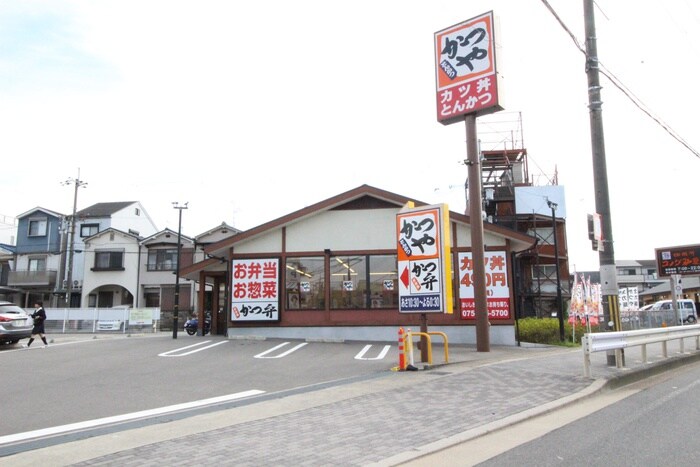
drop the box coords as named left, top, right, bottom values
left=62, top=173, right=87, bottom=308
left=172, top=202, right=188, bottom=339
left=548, top=200, right=565, bottom=341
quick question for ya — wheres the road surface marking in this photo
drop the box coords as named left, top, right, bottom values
left=254, top=342, right=308, bottom=358
left=0, top=390, right=265, bottom=445
left=158, top=340, right=227, bottom=357
left=355, top=344, right=391, bottom=360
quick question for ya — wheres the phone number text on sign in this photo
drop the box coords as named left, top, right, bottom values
left=460, top=298, right=510, bottom=319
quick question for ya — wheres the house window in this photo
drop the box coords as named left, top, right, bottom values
left=144, top=291, right=160, bottom=307
left=28, top=218, right=47, bottom=237
left=330, top=254, right=398, bottom=309
left=28, top=257, right=47, bottom=271
left=285, top=257, right=325, bottom=310
left=128, top=229, right=140, bottom=236
left=526, top=227, right=553, bottom=245
left=94, top=250, right=124, bottom=270
left=135, top=208, right=140, bottom=216
left=81, top=224, right=99, bottom=237
left=147, top=249, right=178, bottom=271
left=532, top=264, right=557, bottom=279
left=531, top=265, right=557, bottom=293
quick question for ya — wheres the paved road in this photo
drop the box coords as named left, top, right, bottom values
left=475, top=359, right=700, bottom=466
left=2, top=334, right=700, bottom=466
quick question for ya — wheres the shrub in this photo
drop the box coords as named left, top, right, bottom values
left=516, top=317, right=602, bottom=346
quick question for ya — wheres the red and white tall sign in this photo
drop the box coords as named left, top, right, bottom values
left=434, top=11, right=503, bottom=125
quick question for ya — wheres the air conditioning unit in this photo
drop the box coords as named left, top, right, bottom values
left=73, top=280, right=83, bottom=289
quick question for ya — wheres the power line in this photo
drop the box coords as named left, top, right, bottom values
left=539, top=0, right=700, bottom=159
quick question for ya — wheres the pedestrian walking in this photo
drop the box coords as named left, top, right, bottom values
left=25, top=301, right=48, bottom=348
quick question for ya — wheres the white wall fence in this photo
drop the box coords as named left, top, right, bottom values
left=33, top=308, right=162, bottom=334
left=582, top=325, right=700, bottom=378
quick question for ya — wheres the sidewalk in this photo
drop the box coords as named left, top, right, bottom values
left=5, top=339, right=700, bottom=466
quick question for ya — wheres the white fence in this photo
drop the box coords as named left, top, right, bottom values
left=582, top=325, right=700, bottom=377
left=32, top=307, right=162, bottom=334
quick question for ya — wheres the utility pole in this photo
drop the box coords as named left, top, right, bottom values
left=583, top=0, right=621, bottom=360
left=172, top=202, right=188, bottom=339
left=62, top=173, right=87, bottom=308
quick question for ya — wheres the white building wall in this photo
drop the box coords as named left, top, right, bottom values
left=286, top=210, right=397, bottom=251
left=81, top=231, right=140, bottom=307
left=233, top=230, right=283, bottom=254
left=452, top=225, right=509, bottom=248
left=110, top=203, right=158, bottom=237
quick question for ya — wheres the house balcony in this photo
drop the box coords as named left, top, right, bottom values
left=8, top=269, right=58, bottom=287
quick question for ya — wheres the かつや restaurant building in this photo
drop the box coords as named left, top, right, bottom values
left=180, top=185, right=536, bottom=345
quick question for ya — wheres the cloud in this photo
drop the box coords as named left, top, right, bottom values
left=0, top=2, right=117, bottom=95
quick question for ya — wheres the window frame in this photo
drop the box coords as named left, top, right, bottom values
left=27, top=218, right=48, bottom=237
left=80, top=223, right=100, bottom=238
left=28, top=256, right=47, bottom=272
left=147, top=248, right=178, bottom=271
left=93, top=250, right=125, bottom=271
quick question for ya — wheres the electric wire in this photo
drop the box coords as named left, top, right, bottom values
left=540, top=0, right=700, bottom=160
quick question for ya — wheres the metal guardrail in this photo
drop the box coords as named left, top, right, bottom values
left=582, top=325, right=700, bottom=377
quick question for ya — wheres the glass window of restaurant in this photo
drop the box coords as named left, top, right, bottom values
left=330, top=254, right=398, bottom=309
left=285, top=257, right=325, bottom=310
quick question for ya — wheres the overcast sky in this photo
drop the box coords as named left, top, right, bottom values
left=1, top=0, right=698, bottom=272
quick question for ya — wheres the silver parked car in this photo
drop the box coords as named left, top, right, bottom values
left=0, top=301, right=33, bottom=344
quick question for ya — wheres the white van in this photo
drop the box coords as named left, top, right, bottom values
left=650, top=299, right=698, bottom=324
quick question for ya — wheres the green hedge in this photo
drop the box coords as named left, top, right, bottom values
left=516, top=317, right=602, bottom=346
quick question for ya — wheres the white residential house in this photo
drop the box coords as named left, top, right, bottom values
left=71, top=202, right=158, bottom=294
left=81, top=228, right=142, bottom=308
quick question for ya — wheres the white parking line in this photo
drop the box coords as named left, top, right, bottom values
left=354, top=344, right=391, bottom=360
left=0, top=389, right=265, bottom=445
left=254, top=342, right=308, bottom=358
left=158, top=340, right=228, bottom=357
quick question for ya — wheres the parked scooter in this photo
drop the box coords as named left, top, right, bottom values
left=184, top=313, right=211, bottom=335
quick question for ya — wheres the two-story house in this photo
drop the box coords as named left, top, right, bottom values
left=139, top=229, right=195, bottom=315
left=8, top=208, right=65, bottom=307
left=82, top=228, right=142, bottom=308
left=73, top=202, right=157, bottom=308
left=135, top=223, right=239, bottom=327
left=71, top=202, right=158, bottom=288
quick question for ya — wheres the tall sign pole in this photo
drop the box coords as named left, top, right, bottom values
left=583, top=0, right=620, bottom=340
left=465, top=115, right=490, bottom=351
left=435, top=11, right=503, bottom=351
